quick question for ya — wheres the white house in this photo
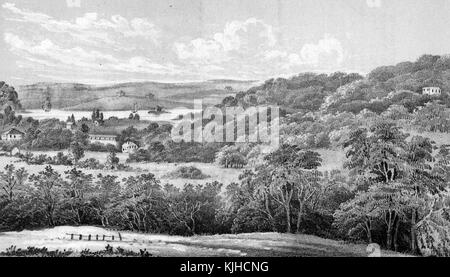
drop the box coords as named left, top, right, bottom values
left=122, top=141, right=138, bottom=153
left=422, top=87, right=441, bottom=96
left=1, top=128, right=25, bottom=141
left=66, top=121, right=76, bottom=131
left=88, top=134, right=118, bottom=146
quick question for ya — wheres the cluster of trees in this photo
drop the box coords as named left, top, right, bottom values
left=128, top=113, right=140, bottom=121
left=0, top=165, right=224, bottom=236
left=221, top=72, right=363, bottom=111
left=128, top=140, right=222, bottom=163
left=215, top=145, right=249, bottom=168
left=91, top=109, right=104, bottom=124
left=164, top=166, right=210, bottom=180
left=334, top=121, right=449, bottom=252
left=0, top=82, right=22, bottom=125
left=277, top=100, right=450, bottom=151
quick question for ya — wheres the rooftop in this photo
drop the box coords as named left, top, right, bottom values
left=88, top=134, right=118, bottom=137
left=2, top=128, right=25, bottom=135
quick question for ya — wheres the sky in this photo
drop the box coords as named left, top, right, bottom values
left=1, top=0, right=450, bottom=85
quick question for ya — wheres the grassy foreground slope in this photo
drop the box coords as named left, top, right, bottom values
left=0, top=226, right=408, bottom=257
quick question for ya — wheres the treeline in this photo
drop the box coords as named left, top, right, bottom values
left=0, top=166, right=224, bottom=235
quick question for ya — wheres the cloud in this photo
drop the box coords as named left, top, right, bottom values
left=174, top=17, right=276, bottom=64
left=300, top=34, right=345, bottom=65
left=366, top=0, right=382, bottom=8
left=2, top=3, right=349, bottom=83
left=262, top=34, right=345, bottom=69
left=2, top=2, right=161, bottom=45
left=4, top=33, right=181, bottom=76
left=174, top=16, right=345, bottom=79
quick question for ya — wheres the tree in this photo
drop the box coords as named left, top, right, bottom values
left=342, top=120, right=446, bottom=251
left=0, top=165, right=28, bottom=201
left=334, top=191, right=377, bottom=243
left=73, top=130, right=89, bottom=146
left=165, top=184, right=211, bottom=235
left=62, top=168, right=94, bottom=224
left=402, top=136, right=445, bottom=253
left=235, top=169, right=278, bottom=232
left=81, top=123, right=89, bottom=133
left=29, top=166, right=64, bottom=226
left=69, top=141, right=85, bottom=164
left=117, top=174, right=163, bottom=232
left=344, top=121, right=408, bottom=183
left=105, top=149, right=119, bottom=170
left=263, top=144, right=322, bottom=233
left=92, top=174, right=121, bottom=227
left=215, top=145, right=248, bottom=168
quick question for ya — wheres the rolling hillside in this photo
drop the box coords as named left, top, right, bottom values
left=16, top=80, right=258, bottom=111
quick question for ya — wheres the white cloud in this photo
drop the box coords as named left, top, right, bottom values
left=2, top=2, right=161, bottom=45
left=174, top=17, right=277, bottom=64
left=2, top=3, right=349, bottom=83
left=300, top=34, right=345, bottom=65
left=4, top=33, right=180, bottom=76
left=366, top=0, right=382, bottom=8
left=262, top=34, right=345, bottom=69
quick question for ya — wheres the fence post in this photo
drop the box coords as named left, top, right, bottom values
left=96, top=235, right=99, bottom=241
left=112, top=235, right=115, bottom=241
left=88, top=234, right=91, bottom=241
left=71, top=234, right=74, bottom=240
left=79, top=234, right=82, bottom=240
left=119, top=233, right=122, bottom=241
left=103, top=235, right=105, bottom=241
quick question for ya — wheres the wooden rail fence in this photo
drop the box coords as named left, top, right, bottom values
left=66, top=232, right=123, bottom=242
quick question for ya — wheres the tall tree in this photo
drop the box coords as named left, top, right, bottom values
left=29, top=166, right=64, bottom=226
left=0, top=165, right=28, bottom=201
left=62, top=168, right=94, bottom=225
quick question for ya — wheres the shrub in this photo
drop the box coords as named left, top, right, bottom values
left=164, top=166, right=210, bottom=180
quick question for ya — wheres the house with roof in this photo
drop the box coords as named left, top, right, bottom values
left=1, top=128, right=25, bottom=141
left=122, top=141, right=138, bottom=153
left=66, top=121, right=76, bottom=132
left=88, top=133, right=118, bottom=146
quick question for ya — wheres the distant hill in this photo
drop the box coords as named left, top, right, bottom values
left=229, top=54, right=450, bottom=115
left=16, top=80, right=259, bottom=111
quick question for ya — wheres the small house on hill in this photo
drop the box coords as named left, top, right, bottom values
left=88, top=133, right=118, bottom=146
left=66, top=121, right=76, bottom=131
left=122, top=141, right=138, bottom=153
left=1, top=128, right=25, bottom=141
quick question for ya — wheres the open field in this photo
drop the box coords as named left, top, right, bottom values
left=0, top=226, right=410, bottom=257
left=0, top=151, right=243, bottom=188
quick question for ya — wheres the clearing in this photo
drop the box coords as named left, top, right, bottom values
left=0, top=226, right=409, bottom=257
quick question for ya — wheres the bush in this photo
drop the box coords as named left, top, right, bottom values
left=77, top=158, right=103, bottom=170
left=86, top=143, right=118, bottom=152
left=164, top=166, right=210, bottom=180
